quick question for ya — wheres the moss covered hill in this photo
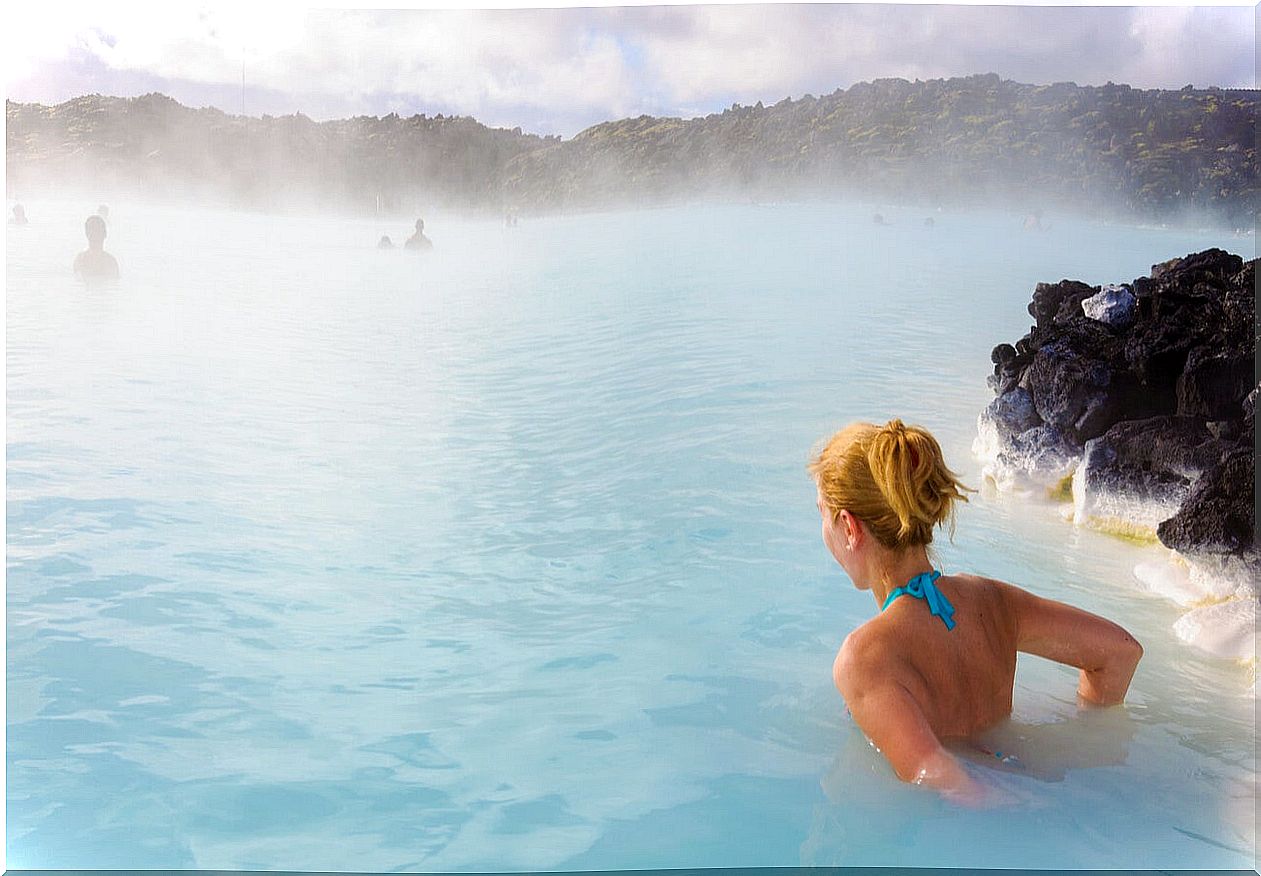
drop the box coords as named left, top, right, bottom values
left=504, top=75, right=1257, bottom=223
left=6, top=92, right=557, bottom=212
left=8, top=75, right=1258, bottom=222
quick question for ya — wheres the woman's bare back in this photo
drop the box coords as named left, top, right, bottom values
left=873, top=574, right=1019, bottom=738
left=834, top=571, right=1142, bottom=795
left=812, top=419, right=1142, bottom=799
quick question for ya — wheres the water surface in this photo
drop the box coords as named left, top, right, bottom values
left=6, top=199, right=1255, bottom=870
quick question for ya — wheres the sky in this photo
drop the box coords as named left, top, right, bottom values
left=4, top=2, right=1256, bottom=138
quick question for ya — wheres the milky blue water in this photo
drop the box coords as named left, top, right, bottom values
left=6, top=198, right=1255, bottom=871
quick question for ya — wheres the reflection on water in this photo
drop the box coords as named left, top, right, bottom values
left=6, top=199, right=1254, bottom=870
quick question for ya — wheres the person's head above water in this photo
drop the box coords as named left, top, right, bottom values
left=84, top=214, right=108, bottom=247
left=808, top=419, right=970, bottom=551
left=97, top=204, right=110, bottom=219
left=74, top=214, right=119, bottom=280
left=414, top=218, right=425, bottom=232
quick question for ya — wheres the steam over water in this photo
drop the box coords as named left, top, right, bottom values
left=7, top=199, right=1255, bottom=869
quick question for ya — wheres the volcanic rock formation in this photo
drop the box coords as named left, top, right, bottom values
left=976, top=248, right=1256, bottom=663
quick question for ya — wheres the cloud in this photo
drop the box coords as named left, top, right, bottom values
left=5, top=4, right=1255, bottom=137
left=7, top=8, right=636, bottom=114
left=627, top=5, right=1254, bottom=108
left=1123, top=7, right=1254, bottom=89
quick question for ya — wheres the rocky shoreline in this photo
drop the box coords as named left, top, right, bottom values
left=975, top=249, right=1256, bottom=673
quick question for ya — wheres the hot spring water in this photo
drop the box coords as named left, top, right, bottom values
left=6, top=198, right=1254, bottom=870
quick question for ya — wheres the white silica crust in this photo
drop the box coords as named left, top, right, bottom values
left=1133, top=552, right=1257, bottom=694
left=975, top=388, right=1255, bottom=693
left=973, top=391, right=1060, bottom=495
left=1070, top=463, right=1185, bottom=536
left=1172, top=598, right=1258, bottom=662
left=972, top=412, right=1004, bottom=465
left=977, top=431, right=1080, bottom=497
left=1187, top=553, right=1259, bottom=601
left=1081, top=284, right=1137, bottom=327
left=982, top=453, right=1078, bottom=497
left=1133, top=558, right=1199, bottom=605
left=1133, top=556, right=1247, bottom=606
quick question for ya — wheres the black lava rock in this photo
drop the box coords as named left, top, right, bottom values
left=1077, top=432, right=1192, bottom=520
left=1149, top=248, right=1243, bottom=285
left=1157, top=449, right=1256, bottom=556
left=1092, top=416, right=1231, bottom=481
left=982, top=248, right=1256, bottom=562
left=991, top=343, right=1017, bottom=366
left=1028, top=279, right=1099, bottom=329
left=979, top=387, right=1042, bottom=439
left=1176, top=348, right=1255, bottom=419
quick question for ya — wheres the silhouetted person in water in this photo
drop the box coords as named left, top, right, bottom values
left=378, top=235, right=395, bottom=249
left=74, top=215, right=119, bottom=282
left=405, top=218, right=433, bottom=251
left=1023, top=210, right=1047, bottom=231
left=923, top=217, right=935, bottom=228
left=10, top=204, right=28, bottom=225
left=872, top=213, right=890, bottom=226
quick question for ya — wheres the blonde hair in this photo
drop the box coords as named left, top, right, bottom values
left=808, top=419, right=972, bottom=549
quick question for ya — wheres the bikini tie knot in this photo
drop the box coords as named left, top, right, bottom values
left=881, top=570, right=956, bottom=631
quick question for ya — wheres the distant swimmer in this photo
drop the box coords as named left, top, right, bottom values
left=405, top=218, right=433, bottom=251
left=10, top=204, right=28, bottom=225
left=810, top=419, right=1142, bottom=805
left=872, top=213, right=890, bottom=226
left=97, top=204, right=110, bottom=220
left=1023, top=210, right=1049, bottom=231
left=504, top=207, right=520, bottom=228
left=378, top=235, right=395, bottom=249
left=923, top=217, right=935, bottom=228
left=73, top=214, right=120, bottom=282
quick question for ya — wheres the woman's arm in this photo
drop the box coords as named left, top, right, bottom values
left=1000, top=583, right=1143, bottom=705
left=834, top=637, right=982, bottom=801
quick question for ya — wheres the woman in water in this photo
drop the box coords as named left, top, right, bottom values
left=810, top=419, right=1142, bottom=801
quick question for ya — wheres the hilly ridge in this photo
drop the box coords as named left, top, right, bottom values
left=7, top=74, right=1257, bottom=224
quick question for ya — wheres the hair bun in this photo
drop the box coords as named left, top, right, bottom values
left=809, top=418, right=973, bottom=549
left=867, top=420, right=969, bottom=544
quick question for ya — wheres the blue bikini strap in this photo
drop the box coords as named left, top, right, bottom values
left=881, top=570, right=956, bottom=631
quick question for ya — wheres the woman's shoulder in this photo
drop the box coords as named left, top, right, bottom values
left=938, top=572, right=1030, bottom=635
left=941, top=571, right=1028, bottom=601
left=834, top=616, right=911, bottom=684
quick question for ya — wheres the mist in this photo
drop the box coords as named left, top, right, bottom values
left=7, top=71, right=1258, bottom=234
left=6, top=7, right=1259, bottom=872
